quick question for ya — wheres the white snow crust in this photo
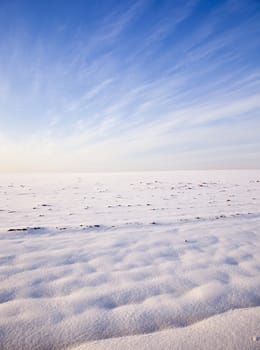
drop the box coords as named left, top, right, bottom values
left=0, top=170, right=260, bottom=349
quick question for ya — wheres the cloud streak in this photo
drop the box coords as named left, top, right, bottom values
left=0, top=0, right=259, bottom=171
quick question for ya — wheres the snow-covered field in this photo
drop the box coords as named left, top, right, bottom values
left=0, top=171, right=260, bottom=350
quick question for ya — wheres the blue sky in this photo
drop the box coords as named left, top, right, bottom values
left=0, top=0, right=260, bottom=171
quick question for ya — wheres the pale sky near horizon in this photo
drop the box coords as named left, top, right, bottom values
left=0, top=0, right=260, bottom=172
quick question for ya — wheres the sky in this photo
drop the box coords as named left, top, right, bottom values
left=0, top=0, right=260, bottom=172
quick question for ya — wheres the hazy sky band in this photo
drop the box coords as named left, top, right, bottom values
left=0, top=0, right=259, bottom=171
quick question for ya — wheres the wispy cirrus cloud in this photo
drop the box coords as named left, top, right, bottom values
left=0, top=0, right=259, bottom=171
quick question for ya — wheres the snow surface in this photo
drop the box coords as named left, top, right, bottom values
left=71, top=306, right=260, bottom=350
left=0, top=171, right=260, bottom=349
